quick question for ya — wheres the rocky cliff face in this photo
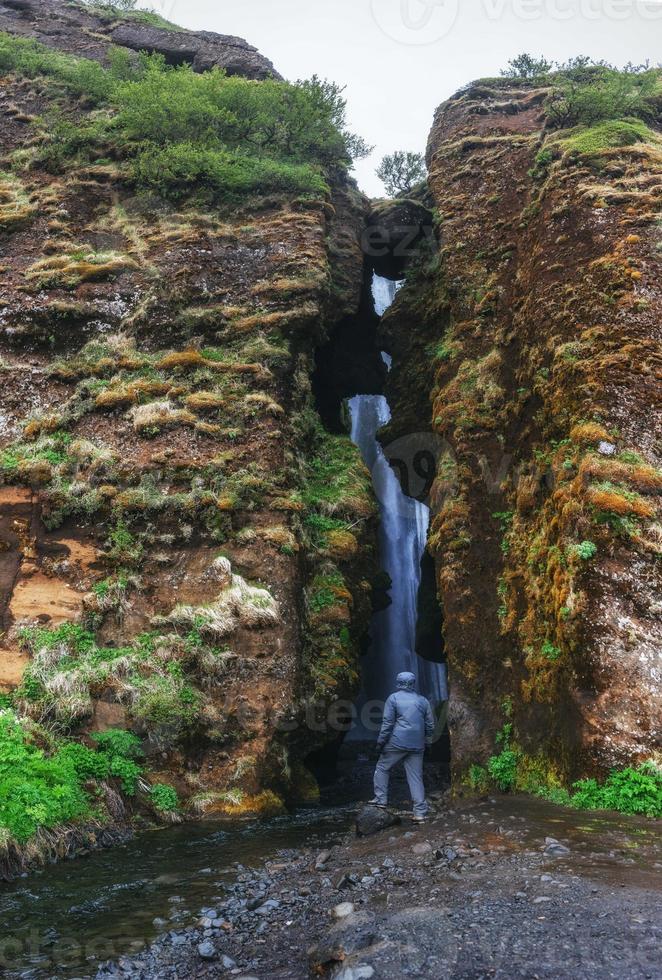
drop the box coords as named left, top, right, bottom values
left=0, top=1, right=378, bottom=815
left=384, top=79, right=662, bottom=781
left=0, top=0, right=280, bottom=78
left=1, top=4, right=659, bottom=833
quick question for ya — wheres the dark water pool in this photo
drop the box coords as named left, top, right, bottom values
left=0, top=806, right=352, bottom=979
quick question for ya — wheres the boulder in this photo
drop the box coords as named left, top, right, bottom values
left=355, top=805, right=401, bottom=837
left=364, top=196, right=433, bottom=279
left=110, top=24, right=281, bottom=79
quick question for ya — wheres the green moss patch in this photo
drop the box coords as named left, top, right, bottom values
left=558, top=118, right=656, bottom=158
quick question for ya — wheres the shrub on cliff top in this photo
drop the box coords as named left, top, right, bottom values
left=115, top=65, right=368, bottom=166
left=547, top=61, right=659, bottom=129
left=0, top=33, right=368, bottom=202
left=501, top=53, right=553, bottom=79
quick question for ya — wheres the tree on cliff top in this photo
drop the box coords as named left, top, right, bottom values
left=502, top=53, right=552, bottom=79
left=376, top=151, right=427, bottom=198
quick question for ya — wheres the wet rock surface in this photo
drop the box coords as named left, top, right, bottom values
left=95, top=795, right=661, bottom=979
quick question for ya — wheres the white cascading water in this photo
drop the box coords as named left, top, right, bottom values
left=348, top=275, right=448, bottom=735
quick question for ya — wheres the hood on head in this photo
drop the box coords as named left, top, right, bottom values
left=396, top=671, right=416, bottom=692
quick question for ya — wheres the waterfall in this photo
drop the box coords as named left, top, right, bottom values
left=348, top=275, right=448, bottom=736
left=372, top=275, right=400, bottom=317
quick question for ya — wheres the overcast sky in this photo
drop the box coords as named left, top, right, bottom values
left=139, top=0, right=662, bottom=196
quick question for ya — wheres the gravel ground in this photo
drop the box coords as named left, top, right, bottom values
left=96, top=791, right=661, bottom=980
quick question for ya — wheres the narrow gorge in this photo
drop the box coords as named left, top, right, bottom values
left=0, top=3, right=660, bottom=977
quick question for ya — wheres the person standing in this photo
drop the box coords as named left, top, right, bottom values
left=369, top=671, right=435, bottom=823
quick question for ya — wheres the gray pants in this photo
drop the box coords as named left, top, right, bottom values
left=373, top=747, right=428, bottom=817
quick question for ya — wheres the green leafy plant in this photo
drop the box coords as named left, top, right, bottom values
left=468, top=764, right=489, bottom=793
left=487, top=747, right=519, bottom=792
left=569, top=764, right=661, bottom=817
left=0, top=714, right=146, bottom=843
left=492, top=511, right=514, bottom=554
left=150, top=783, right=179, bottom=812
left=91, top=729, right=142, bottom=760
left=569, top=540, right=597, bottom=561
left=541, top=640, right=562, bottom=662
left=106, top=519, right=143, bottom=565
left=486, top=721, right=519, bottom=792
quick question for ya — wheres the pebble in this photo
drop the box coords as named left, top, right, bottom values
left=335, top=966, right=375, bottom=980
left=256, top=899, right=280, bottom=914
left=412, top=842, right=433, bottom=856
left=333, top=870, right=355, bottom=890
left=197, top=941, right=216, bottom=960
left=333, top=901, right=355, bottom=919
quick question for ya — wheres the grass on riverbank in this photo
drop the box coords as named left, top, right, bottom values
left=0, top=709, right=179, bottom=861
left=469, top=727, right=662, bottom=819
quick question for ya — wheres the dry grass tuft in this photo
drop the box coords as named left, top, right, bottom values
left=157, top=350, right=265, bottom=377
left=0, top=172, right=34, bottom=231
left=154, top=561, right=280, bottom=638
left=23, top=414, right=63, bottom=440
left=570, top=422, right=611, bottom=445
left=131, top=400, right=196, bottom=433
left=183, top=391, right=225, bottom=411
left=588, top=486, right=655, bottom=518
left=579, top=456, right=662, bottom=494
left=26, top=249, right=138, bottom=289
left=324, top=530, right=359, bottom=559
left=95, top=380, right=171, bottom=409
left=243, top=392, right=284, bottom=416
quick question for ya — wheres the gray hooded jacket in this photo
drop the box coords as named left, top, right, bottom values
left=377, top=672, right=435, bottom=752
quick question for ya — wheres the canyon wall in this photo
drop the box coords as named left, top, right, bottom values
left=384, top=79, right=662, bottom=782
left=0, top=1, right=378, bottom=815
left=1, top=2, right=660, bottom=826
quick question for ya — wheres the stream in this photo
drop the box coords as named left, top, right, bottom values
left=0, top=806, right=353, bottom=978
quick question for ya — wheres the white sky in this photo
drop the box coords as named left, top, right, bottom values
left=139, top=0, right=662, bottom=196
